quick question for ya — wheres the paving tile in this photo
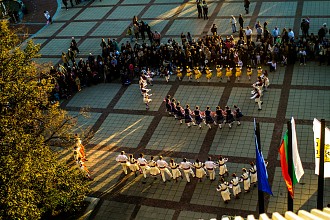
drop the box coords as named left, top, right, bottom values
left=35, top=22, right=66, bottom=38
left=33, top=57, right=60, bottom=65
left=68, top=111, right=102, bottom=134
left=54, top=8, right=82, bottom=21
left=93, top=200, right=135, bottom=220
left=39, top=38, right=73, bottom=56
left=75, top=7, right=113, bottom=20
left=178, top=2, right=218, bottom=18
left=107, top=5, right=146, bottom=19
left=91, top=20, right=131, bottom=37
left=154, top=0, right=184, bottom=3
left=178, top=211, right=217, bottom=220
left=122, top=0, right=150, bottom=4
left=258, top=2, right=297, bottom=17
left=292, top=63, right=330, bottom=86
left=78, top=38, right=104, bottom=55
left=90, top=0, right=119, bottom=6
left=217, top=2, right=257, bottom=17
left=57, top=21, right=97, bottom=37
left=142, top=4, right=181, bottom=19
left=302, top=1, right=330, bottom=16
left=166, top=19, right=206, bottom=36
left=135, top=206, right=175, bottom=220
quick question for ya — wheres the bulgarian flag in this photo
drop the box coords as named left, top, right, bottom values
left=279, top=117, right=304, bottom=198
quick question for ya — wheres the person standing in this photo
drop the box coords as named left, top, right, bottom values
left=170, top=159, right=183, bottom=182
left=137, top=153, right=149, bottom=183
left=157, top=156, right=173, bottom=183
left=256, top=25, right=263, bottom=42
left=218, top=156, right=229, bottom=177
left=245, top=26, right=252, bottom=44
left=211, top=24, right=217, bottom=36
left=202, top=1, right=208, bottom=20
left=230, top=15, right=237, bottom=33
left=241, top=168, right=250, bottom=192
left=148, top=156, right=161, bottom=180
left=116, top=151, right=129, bottom=175
left=217, top=178, right=231, bottom=204
left=244, top=0, right=250, bottom=14
left=153, top=31, right=161, bottom=45
left=250, top=87, right=263, bottom=110
left=126, top=26, right=134, bottom=43
left=197, top=2, right=203, bottom=19
left=128, top=154, right=140, bottom=177
left=62, top=0, right=68, bottom=10
left=233, top=105, right=243, bottom=126
left=43, top=11, right=52, bottom=24
left=193, top=159, right=206, bottom=182
left=164, top=95, right=172, bottom=115
left=71, top=37, right=79, bottom=54
left=204, top=157, right=217, bottom=181
left=180, top=158, right=195, bottom=183
left=238, top=14, right=244, bottom=29
left=230, top=173, right=242, bottom=199
left=300, top=19, right=310, bottom=39
left=249, top=161, right=257, bottom=187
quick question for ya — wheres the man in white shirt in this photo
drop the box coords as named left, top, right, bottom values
left=245, top=26, right=252, bottom=43
left=137, top=153, right=149, bottom=183
left=230, top=15, right=237, bottom=33
left=156, top=156, right=173, bottom=182
left=115, top=151, right=129, bottom=175
left=204, top=157, right=217, bottom=181
left=180, top=158, right=195, bottom=182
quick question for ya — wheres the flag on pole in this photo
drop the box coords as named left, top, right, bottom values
left=279, top=117, right=304, bottom=198
left=254, top=119, right=273, bottom=195
left=313, top=118, right=330, bottom=178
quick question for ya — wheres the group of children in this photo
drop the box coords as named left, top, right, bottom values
left=164, top=95, right=243, bottom=129
left=116, top=151, right=259, bottom=204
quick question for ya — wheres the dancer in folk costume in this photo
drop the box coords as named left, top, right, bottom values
left=73, top=145, right=82, bottom=164
left=233, top=105, right=243, bottom=126
left=186, top=66, right=193, bottom=81
left=257, top=66, right=263, bottom=77
left=216, top=65, right=223, bottom=81
left=249, top=161, right=257, bottom=187
left=184, top=104, right=196, bottom=127
left=193, top=159, right=207, bottom=182
left=246, top=65, right=253, bottom=80
left=176, top=102, right=184, bottom=125
left=235, top=64, right=242, bottom=81
left=230, top=173, right=242, bottom=199
left=225, top=65, right=233, bottom=82
left=176, top=66, right=183, bottom=81
left=170, top=159, right=183, bottom=182
left=164, top=67, right=170, bottom=83
left=218, top=155, right=229, bottom=177
left=137, top=153, right=150, bottom=183
left=215, top=106, right=225, bottom=129
left=164, top=95, right=172, bottom=115
left=225, top=106, right=234, bottom=128
left=170, top=98, right=178, bottom=119
left=241, top=168, right=251, bottom=192
left=116, top=151, right=129, bottom=175
left=78, top=157, right=93, bottom=180
left=148, top=156, right=161, bottom=180
left=156, top=156, right=173, bottom=183
left=204, top=106, right=216, bottom=130
left=204, top=157, right=217, bottom=181
left=75, top=134, right=87, bottom=161
left=217, top=178, right=231, bottom=204
left=205, top=66, right=213, bottom=82
left=144, top=94, right=152, bottom=110
left=194, top=106, right=204, bottom=129
left=262, top=70, right=270, bottom=91
left=129, top=154, right=140, bottom=177
left=194, top=66, right=202, bottom=82
left=180, top=158, right=195, bottom=183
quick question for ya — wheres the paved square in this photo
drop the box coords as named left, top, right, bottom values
left=292, top=63, right=330, bottom=86
left=75, top=7, right=112, bottom=20
left=57, top=21, right=97, bottom=37
left=91, top=20, right=131, bottom=36
left=142, top=4, right=181, bottom=19
left=135, top=206, right=175, bottom=220
left=258, top=2, right=297, bottom=17
left=93, top=200, right=135, bottom=220
left=302, top=1, right=330, bottom=16
left=107, top=6, right=145, bottom=19
left=39, top=38, right=73, bottom=56
left=217, top=2, right=256, bottom=17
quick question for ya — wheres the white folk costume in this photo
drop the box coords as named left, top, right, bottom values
left=116, top=152, right=129, bottom=175
left=193, top=161, right=206, bottom=181
left=148, top=159, right=160, bottom=177
left=218, top=157, right=228, bottom=176
left=204, top=160, right=217, bottom=181
left=180, top=160, right=195, bottom=182
left=230, top=176, right=242, bottom=198
left=129, top=156, right=140, bottom=175
left=217, top=181, right=231, bottom=203
left=249, top=164, right=257, bottom=185
left=157, top=158, right=173, bottom=182
left=241, top=169, right=251, bottom=192
left=137, top=156, right=150, bottom=179
left=170, top=160, right=182, bottom=182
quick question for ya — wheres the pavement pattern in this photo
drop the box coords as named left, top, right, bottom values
left=28, top=0, right=330, bottom=219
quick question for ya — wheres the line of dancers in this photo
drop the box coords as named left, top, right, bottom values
left=164, top=95, right=243, bottom=129
left=139, top=69, right=154, bottom=110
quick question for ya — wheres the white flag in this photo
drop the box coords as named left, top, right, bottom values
left=291, top=117, right=304, bottom=182
left=313, top=118, right=330, bottom=178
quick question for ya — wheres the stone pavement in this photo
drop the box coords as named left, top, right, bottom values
left=30, top=0, right=330, bottom=219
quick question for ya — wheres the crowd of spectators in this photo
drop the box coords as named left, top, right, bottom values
left=48, top=15, right=330, bottom=103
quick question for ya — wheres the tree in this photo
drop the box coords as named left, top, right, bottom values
left=0, top=21, right=90, bottom=219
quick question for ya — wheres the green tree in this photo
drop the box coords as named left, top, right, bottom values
left=0, top=21, right=90, bottom=219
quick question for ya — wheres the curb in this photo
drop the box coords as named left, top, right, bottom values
left=79, top=196, right=100, bottom=220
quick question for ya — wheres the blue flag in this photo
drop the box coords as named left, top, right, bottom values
left=254, top=119, right=273, bottom=195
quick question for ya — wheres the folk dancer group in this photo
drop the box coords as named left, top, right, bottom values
left=164, top=95, right=243, bottom=129
left=250, top=67, right=270, bottom=110
left=116, top=152, right=259, bottom=204
left=139, top=70, right=154, bottom=110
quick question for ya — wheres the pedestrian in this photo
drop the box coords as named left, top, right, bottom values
left=156, top=156, right=173, bottom=183
left=271, top=27, right=280, bottom=44
left=211, top=24, right=217, bottom=35
left=202, top=1, right=208, bottom=20
left=62, top=0, right=68, bottom=10
left=71, top=37, right=79, bottom=54
left=197, top=2, right=203, bottom=19
left=204, top=157, right=217, bottom=181
left=217, top=178, right=231, bottom=204
left=43, top=11, right=52, bottom=24
left=129, top=154, right=140, bottom=177
left=233, top=105, right=243, bottom=126
left=225, top=106, right=234, bottom=128
left=137, top=153, right=149, bottom=183
left=230, top=173, right=242, bottom=199
left=256, top=25, right=263, bottom=42
left=218, top=155, right=229, bottom=177
left=241, top=168, right=250, bottom=192
left=170, top=98, right=178, bottom=119
left=204, top=106, right=215, bottom=129
left=133, top=24, right=139, bottom=41
left=300, top=18, right=310, bottom=39
left=170, top=159, right=183, bottom=182
left=244, top=0, right=250, bottom=14
left=249, top=161, right=257, bottom=187
left=230, top=15, right=237, bottom=33
left=250, top=87, right=263, bottom=110
left=180, top=158, right=195, bottom=183
left=194, top=106, right=204, bottom=129
left=193, top=159, right=206, bottom=182
left=238, top=14, right=244, bottom=29
left=298, top=47, right=307, bottom=65
left=148, top=156, right=161, bottom=180
left=116, top=151, right=129, bottom=175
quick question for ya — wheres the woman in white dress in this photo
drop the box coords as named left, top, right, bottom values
left=216, top=178, right=231, bottom=204
left=218, top=155, right=228, bottom=177
left=193, top=159, right=206, bottom=182
left=128, top=154, right=139, bottom=177
left=148, top=156, right=160, bottom=179
left=241, top=168, right=250, bottom=192
left=230, top=173, right=241, bottom=199
left=170, top=159, right=183, bottom=182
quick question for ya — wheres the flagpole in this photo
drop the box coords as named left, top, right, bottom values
left=256, top=122, right=265, bottom=214
left=287, top=121, right=293, bottom=211
left=317, top=119, right=325, bottom=209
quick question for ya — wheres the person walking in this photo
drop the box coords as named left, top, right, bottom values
left=180, top=158, right=195, bottom=183
left=233, top=105, right=243, bottom=126
left=238, top=14, right=244, bottom=29
left=43, top=11, right=52, bottom=24
left=215, top=106, right=225, bottom=129
left=244, top=0, right=250, bottom=14
left=204, top=157, right=217, bottom=181
left=116, top=151, right=129, bottom=175
left=217, top=178, right=231, bottom=204
left=194, top=106, right=204, bottom=129
left=230, top=173, right=242, bottom=199
left=202, top=1, right=208, bottom=20
left=157, top=156, right=173, bottom=183
left=197, top=2, right=203, bottom=19
left=230, top=15, right=237, bottom=33
left=225, top=106, right=234, bottom=128
left=184, top=104, right=196, bottom=127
